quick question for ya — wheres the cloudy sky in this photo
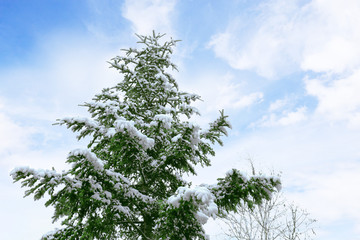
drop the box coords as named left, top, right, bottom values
left=1, top=0, right=360, bottom=239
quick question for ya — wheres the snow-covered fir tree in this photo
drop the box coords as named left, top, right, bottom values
left=11, top=32, right=281, bottom=240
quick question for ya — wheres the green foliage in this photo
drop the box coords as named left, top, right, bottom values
left=212, top=169, right=281, bottom=213
left=11, top=32, right=280, bottom=239
left=155, top=199, right=205, bottom=239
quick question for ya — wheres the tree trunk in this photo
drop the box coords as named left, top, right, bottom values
left=142, top=214, right=154, bottom=240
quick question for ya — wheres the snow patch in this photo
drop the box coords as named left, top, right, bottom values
left=168, top=186, right=218, bottom=225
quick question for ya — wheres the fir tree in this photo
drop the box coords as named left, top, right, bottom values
left=11, top=32, right=281, bottom=240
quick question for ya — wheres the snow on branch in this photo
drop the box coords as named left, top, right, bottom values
left=201, top=110, right=232, bottom=146
left=209, top=169, right=281, bottom=213
left=168, top=186, right=218, bottom=225
left=68, top=148, right=155, bottom=203
left=111, top=117, right=155, bottom=149
left=69, top=149, right=104, bottom=171
left=150, top=114, right=173, bottom=129
left=10, top=166, right=62, bottom=181
left=58, top=116, right=155, bottom=150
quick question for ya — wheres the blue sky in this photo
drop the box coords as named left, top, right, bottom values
left=1, top=0, right=360, bottom=239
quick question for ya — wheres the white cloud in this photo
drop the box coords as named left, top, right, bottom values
left=182, top=73, right=263, bottom=114
left=0, top=98, right=35, bottom=157
left=300, top=0, right=360, bottom=73
left=305, top=68, right=360, bottom=127
left=0, top=112, right=32, bottom=156
left=208, top=0, right=360, bottom=78
left=301, top=36, right=360, bottom=74
left=209, top=0, right=360, bottom=133
left=122, top=0, right=177, bottom=36
left=254, top=106, right=307, bottom=127
left=233, top=92, right=264, bottom=109
left=276, top=107, right=307, bottom=125
left=0, top=32, right=120, bottom=121
left=208, top=0, right=302, bottom=79
left=268, top=98, right=288, bottom=111
left=286, top=161, right=360, bottom=238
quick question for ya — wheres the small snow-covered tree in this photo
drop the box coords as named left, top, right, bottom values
left=11, top=32, right=280, bottom=240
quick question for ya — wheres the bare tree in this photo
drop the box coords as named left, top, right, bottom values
left=222, top=161, right=316, bottom=240
left=280, top=203, right=316, bottom=240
